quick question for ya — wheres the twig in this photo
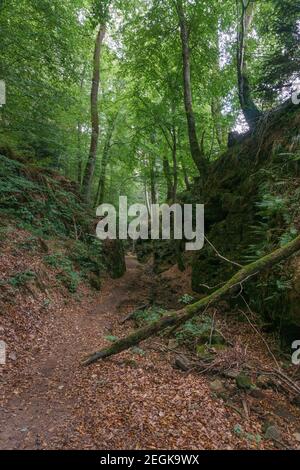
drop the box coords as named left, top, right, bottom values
left=242, top=398, right=249, bottom=420
left=205, top=236, right=243, bottom=268
left=209, top=309, right=217, bottom=346
left=239, top=295, right=281, bottom=371
left=231, top=272, right=259, bottom=294
left=198, top=281, right=226, bottom=290
left=224, top=402, right=245, bottom=418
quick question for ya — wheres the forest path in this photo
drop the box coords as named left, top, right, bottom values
left=0, top=256, right=288, bottom=450
left=0, top=255, right=153, bottom=449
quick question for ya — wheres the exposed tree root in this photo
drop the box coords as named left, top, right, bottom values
left=82, top=235, right=300, bottom=366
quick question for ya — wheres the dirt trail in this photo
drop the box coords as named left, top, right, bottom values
left=0, top=256, right=151, bottom=449
left=1, top=256, right=299, bottom=450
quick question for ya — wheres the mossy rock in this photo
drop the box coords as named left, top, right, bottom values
left=195, top=345, right=214, bottom=361
left=210, top=379, right=226, bottom=395
left=103, top=239, right=126, bottom=279
left=212, top=344, right=228, bottom=352
left=236, top=373, right=255, bottom=390
left=197, top=331, right=226, bottom=346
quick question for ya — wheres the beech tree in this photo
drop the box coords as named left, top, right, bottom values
left=82, top=0, right=110, bottom=200
left=175, top=0, right=208, bottom=177
left=1, top=0, right=298, bottom=206
left=236, top=0, right=262, bottom=129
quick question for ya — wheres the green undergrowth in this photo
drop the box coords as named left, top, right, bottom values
left=175, top=316, right=226, bottom=350
left=134, top=306, right=167, bottom=326
left=0, top=154, right=104, bottom=293
left=133, top=306, right=226, bottom=354
left=188, top=107, right=300, bottom=346
left=0, top=154, right=91, bottom=239
left=244, top=151, right=300, bottom=333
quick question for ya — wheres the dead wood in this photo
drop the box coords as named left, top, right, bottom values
left=82, top=235, right=300, bottom=366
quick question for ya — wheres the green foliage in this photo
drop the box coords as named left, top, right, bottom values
left=233, top=424, right=262, bottom=445
left=1, top=0, right=297, bottom=206
left=0, top=0, right=92, bottom=167
left=104, top=335, right=119, bottom=343
left=0, top=155, right=105, bottom=293
left=134, top=306, right=167, bottom=326
left=258, top=0, right=300, bottom=101
left=8, top=270, right=37, bottom=288
left=179, top=294, right=195, bottom=305
left=16, top=236, right=41, bottom=252
left=257, top=193, right=286, bottom=217
left=130, top=346, right=145, bottom=356
left=44, top=253, right=70, bottom=269
left=244, top=153, right=300, bottom=324
left=175, top=316, right=213, bottom=344
left=0, top=155, right=92, bottom=239
left=68, top=239, right=104, bottom=276
left=245, top=159, right=300, bottom=264
left=56, top=268, right=81, bottom=294
left=44, top=253, right=80, bottom=293
left=91, top=0, right=111, bottom=25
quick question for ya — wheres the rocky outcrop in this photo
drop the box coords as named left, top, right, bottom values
left=189, top=100, right=300, bottom=343
left=102, top=239, right=126, bottom=279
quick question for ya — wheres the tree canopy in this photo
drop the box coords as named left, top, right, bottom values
left=0, top=0, right=299, bottom=205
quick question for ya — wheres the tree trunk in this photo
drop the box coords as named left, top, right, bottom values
left=176, top=0, right=207, bottom=177
left=171, top=125, right=178, bottom=203
left=95, top=116, right=117, bottom=206
left=77, top=122, right=83, bottom=186
left=144, top=181, right=151, bottom=216
left=82, top=24, right=106, bottom=202
left=237, top=0, right=261, bottom=129
left=211, top=98, right=225, bottom=150
left=161, top=123, right=178, bottom=202
left=163, top=154, right=174, bottom=201
left=181, top=160, right=191, bottom=191
left=150, top=157, right=157, bottom=205
left=82, top=235, right=300, bottom=365
left=77, top=65, right=87, bottom=187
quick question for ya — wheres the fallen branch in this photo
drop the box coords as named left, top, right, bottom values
left=82, top=235, right=300, bottom=366
left=224, top=402, right=245, bottom=418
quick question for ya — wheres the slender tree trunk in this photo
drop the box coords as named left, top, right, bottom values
left=77, top=122, right=84, bottom=186
left=171, top=125, right=178, bottom=203
left=237, top=0, right=261, bottom=129
left=77, top=65, right=87, bottom=187
left=82, top=24, right=106, bottom=202
left=176, top=0, right=207, bottom=177
left=95, top=116, right=117, bottom=206
left=162, top=124, right=178, bottom=203
left=211, top=98, right=225, bottom=149
left=181, top=160, right=191, bottom=191
left=82, top=235, right=300, bottom=365
left=144, top=181, right=151, bottom=216
left=150, top=157, right=157, bottom=205
left=163, top=154, right=174, bottom=201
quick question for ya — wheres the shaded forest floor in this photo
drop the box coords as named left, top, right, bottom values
left=1, top=247, right=300, bottom=450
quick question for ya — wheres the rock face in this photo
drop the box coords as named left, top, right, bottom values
left=188, top=102, right=300, bottom=344
left=102, top=239, right=126, bottom=279
left=288, top=257, right=300, bottom=326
